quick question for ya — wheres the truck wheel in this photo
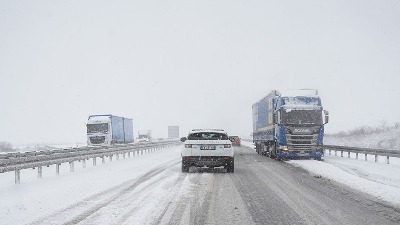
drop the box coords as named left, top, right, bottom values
left=181, top=161, right=189, bottom=173
left=269, top=143, right=276, bottom=158
left=260, top=143, right=266, bottom=156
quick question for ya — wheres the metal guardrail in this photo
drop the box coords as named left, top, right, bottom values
left=241, top=141, right=400, bottom=164
left=324, top=145, right=400, bottom=164
left=0, top=141, right=181, bottom=184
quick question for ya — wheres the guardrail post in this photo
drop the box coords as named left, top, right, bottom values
left=365, top=154, right=367, bottom=161
left=128, top=152, right=131, bottom=158
left=15, top=170, right=20, bottom=184
left=102, top=156, right=105, bottom=164
left=329, top=149, right=331, bottom=155
left=386, top=156, right=390, bottom=164
left=56, top=163, right=60, bottom=175
left=375, top=155, right=378, bottom=163
left=341, top=151, right=343, bottom=157
left=356, top=153, right=358, bottom=160
left=82, top=159, right=86, bottom=168
left=38, top=166, right=42, bottom=179
left=93, top=158, right=97, bottom=166
left=123, top=152, right=126, bottom=159
left=70, top=161, right=74, bottom=172
left=334, top=150, right=337, bottom=156
left=116, top=154, right=120, bottom=160
left=109, top=155, right=113, bottom=162
left=348, top=152, right=350, bottom=158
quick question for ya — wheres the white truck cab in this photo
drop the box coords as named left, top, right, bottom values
left=87, top=116, right=112, bottom=146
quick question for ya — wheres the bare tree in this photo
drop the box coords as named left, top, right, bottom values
left=0, top=142, right=14, bottom=152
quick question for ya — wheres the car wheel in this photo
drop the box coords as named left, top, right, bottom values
left=227, top=158, right=234, bottom=173
left=181, top=161, right=189, bottom=173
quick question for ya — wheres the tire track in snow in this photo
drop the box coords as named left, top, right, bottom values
left=29, top=159, right=180, bottom=225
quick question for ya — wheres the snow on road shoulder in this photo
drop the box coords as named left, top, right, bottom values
left=241, top=141, right=400, bottom=207
left=288, top=155, right=400, bottom=207
left=0, top=145, right=183, bottom=225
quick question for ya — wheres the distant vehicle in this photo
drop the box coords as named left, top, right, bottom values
left=86, top=115, right=134, bottom=146
left=252, top=89, right=329, bottom=160
left=138, top=130, right=152, bottom=142
left=229, top=136, right=241, bottom=146
left=181, top=129, right=234, bottom=173
left=136, top=138, right=149, bottom=144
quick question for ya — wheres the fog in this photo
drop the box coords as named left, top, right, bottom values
left=1, top=0, right=400, bottom=145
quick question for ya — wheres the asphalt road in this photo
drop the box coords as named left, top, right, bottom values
left=30, top=145, right=400, bottom=225
left=160, top=146, right=400, bottom=225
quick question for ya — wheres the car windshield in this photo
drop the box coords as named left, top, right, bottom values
left=188, top=132, right=228, bottom=140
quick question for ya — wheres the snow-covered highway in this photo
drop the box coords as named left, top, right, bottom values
left=1, top=144, right=400, bottom=224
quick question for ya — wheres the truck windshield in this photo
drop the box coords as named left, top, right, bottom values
left=188, top=132, right=229, bottom=140
left=281, top=110, right=322, bottom=126
left=87, top=123, right=108, bottom=133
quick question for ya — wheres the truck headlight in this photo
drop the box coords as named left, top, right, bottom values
left=283, top=146, right=289, bottom=151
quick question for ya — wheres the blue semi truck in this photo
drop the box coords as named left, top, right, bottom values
left=86, top=114, right=134, bottom=146
left=252, top=90, right=329, bottom=160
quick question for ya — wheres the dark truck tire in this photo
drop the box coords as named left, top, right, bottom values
left=226, top=158, right=234, bottom=173
left=181, top=160, right=189, bottom=173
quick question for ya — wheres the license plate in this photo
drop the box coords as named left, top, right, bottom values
left=200, top=145, right=216, bottom=150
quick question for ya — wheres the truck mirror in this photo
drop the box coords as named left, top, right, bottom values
left=180, top=137, right=187, bottom=142
left=324, top=110, right=329, bottom=124
left=275, top=110, right=281, bottom=125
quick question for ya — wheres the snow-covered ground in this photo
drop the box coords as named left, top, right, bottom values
left=0, top=145, right=185, bottom=225
left=241, top=141, right=400, bottom=207
left=325, top=126, right=400, bottom=149
left=1, top=141, right=400, bottom=224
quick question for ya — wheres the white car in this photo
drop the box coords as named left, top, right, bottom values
left=181, top=129, right=234, bottom=173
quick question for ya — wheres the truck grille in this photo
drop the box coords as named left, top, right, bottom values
left=286, top=134, right=318, bottom=150
left=90, top=136, right=105, bottom=144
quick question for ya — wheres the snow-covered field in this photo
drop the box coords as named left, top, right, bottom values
left=325, top=127, right=400, bottom=149
left=241, top=141, right=400, bottom=207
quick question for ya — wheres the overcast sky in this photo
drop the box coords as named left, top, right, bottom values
left=1, top=0, right=400, bottom=145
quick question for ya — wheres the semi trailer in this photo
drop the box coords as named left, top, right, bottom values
left=252, top=89, right=329, bottom=160
left=87, top=114, right=134, bottom=146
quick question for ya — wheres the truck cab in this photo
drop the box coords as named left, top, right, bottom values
left=87, top=116, right=112, bottom=146
left=253, top=89, right=329, bottom=160
left=273, top=96, right=329, bottom=159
